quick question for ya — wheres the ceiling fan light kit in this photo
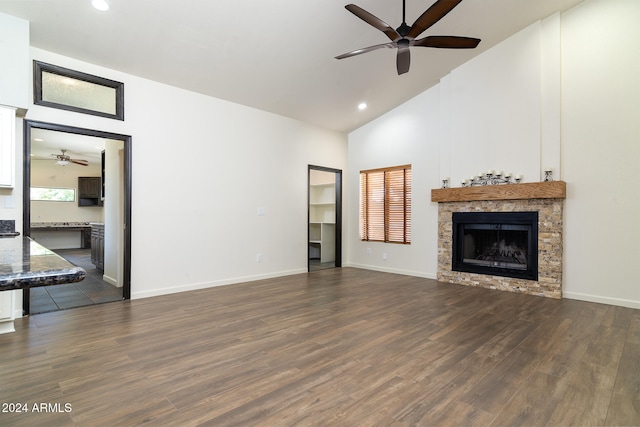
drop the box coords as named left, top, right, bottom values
left=336, top=0, right=480, bottom=75
left=52, top=149, right=89, bottom=167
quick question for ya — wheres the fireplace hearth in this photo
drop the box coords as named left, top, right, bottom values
left=452, top=211, right=538, bottom=281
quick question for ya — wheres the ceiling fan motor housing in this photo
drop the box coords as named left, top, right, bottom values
left=397, top=22, right=411, bottom=38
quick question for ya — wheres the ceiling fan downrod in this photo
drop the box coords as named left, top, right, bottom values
left=397, top=0, right=410, bottom=37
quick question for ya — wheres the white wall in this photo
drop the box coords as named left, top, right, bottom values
left=347, top=86, right=440, bottom=278
left=347, top=0, right=640, bottom=309
left=103, top=139, right=124, bottom=287
left=442, top=21, right=544, bottom=184
left=560, top=0, right=640, bottom=308
left=20, top=48, right=347, bottom=299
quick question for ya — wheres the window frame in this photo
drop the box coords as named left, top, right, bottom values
left=33, top=60, right=125, bottom=121
left=360, top=164, right=412, bottom=244
left=30, top=186, right=76, bottom=202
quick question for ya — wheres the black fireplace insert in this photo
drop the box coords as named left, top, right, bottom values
left=452, top=211, right=538, bottom=280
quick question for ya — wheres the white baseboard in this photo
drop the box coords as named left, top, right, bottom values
left=102, top=274, right=120, bottom=287
left=343, top=263, right=438, bottom=280
left=563, top=291, right=640, bottom=309
left=0, top=320, right=15, bottom=334
left=126, top=266, right=640, bottom=310
left=131, top=268, right=307, bottom=300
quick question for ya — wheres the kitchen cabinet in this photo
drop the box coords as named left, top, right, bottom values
left=78, top=177, right=103, bottom=206
left=0, top=106, right=16, bottom=188
left=0, top=291, right=15, bottom=334
left=0, top=13, right=29, bottom=110
left=90, top=223, right=104, bottom=271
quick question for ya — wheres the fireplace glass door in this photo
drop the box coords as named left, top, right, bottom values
left=452, top=212, right=538, bottom=280
left=462, top=224, right=529, bottom=269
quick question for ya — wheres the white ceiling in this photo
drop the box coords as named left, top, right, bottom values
left=30, top=128, right=105, bottom=165
left=0, top=0, right=584, bottom=133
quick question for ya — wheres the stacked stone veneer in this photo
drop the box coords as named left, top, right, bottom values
left=438, top=198, right=564, bottom=298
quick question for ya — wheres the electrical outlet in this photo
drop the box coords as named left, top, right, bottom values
left=366, top=248, right=372, bottom=255
left=256, top=253, right=262, bottom=262
left=382, top=253, right=388, bottom=260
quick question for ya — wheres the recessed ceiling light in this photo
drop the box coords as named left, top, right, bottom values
left=358, top=102, right=367, bottom=110
left=91, top=0, right=110, bottom=12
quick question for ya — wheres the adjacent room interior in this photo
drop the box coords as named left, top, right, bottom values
left=0, top=0, right=638, bottom=425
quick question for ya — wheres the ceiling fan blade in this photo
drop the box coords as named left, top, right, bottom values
left=407, top=0, right=463, bottom=39
left=345, top=4, right=400, bottom=41
left=396, top=44, right=411, bottom=75
left=335, top=42, right=395, bottom=60
left=413, top=35, right=480, bottom=48
left=70, top=159, right=89, bottom=166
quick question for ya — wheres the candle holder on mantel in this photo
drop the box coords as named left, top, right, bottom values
left=461, top=170, right=522, bottom=187
left=544, top=168, right=553, bottom=182
left=441, top=177, right=449, bottom=188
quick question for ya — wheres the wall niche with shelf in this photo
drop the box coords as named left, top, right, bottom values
left=309, top=181, right=335, bottom=263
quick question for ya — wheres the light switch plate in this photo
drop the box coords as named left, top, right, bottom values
left=3, top=196, right=15, bottom=209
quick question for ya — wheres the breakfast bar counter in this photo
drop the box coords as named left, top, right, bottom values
left=0, top=236, right=86, bottom=291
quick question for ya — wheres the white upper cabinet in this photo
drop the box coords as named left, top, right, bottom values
left=0, top=106, right=16, bottom=188
left=0, top=12, right=29, bottom=110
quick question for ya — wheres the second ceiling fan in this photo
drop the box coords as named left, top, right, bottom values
left=335, top=0, right=480, bottom=75
left=52, top=149, right=89, bottom=166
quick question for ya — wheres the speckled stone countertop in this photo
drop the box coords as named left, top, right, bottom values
left=0, top=237, right=86, bottom=291
left=30, top=221, right=94, bottom=229
left=0, top=219, right=20, bottom=237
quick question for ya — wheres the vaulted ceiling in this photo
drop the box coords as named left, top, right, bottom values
left=0, top=0, right=584, bottom=133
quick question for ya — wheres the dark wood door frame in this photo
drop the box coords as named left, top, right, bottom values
left=22, top=120, right=132, bottom=314
left=308, top=165, right=342, bottom=270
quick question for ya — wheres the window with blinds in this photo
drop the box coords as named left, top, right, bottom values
left=360, top=165, right=411, bottom=244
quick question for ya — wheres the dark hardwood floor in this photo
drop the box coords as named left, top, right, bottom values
left=1, top=268, right=638, bottom=426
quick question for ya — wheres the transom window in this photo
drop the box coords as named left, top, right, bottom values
left=360, top=165, right=411, bottom=244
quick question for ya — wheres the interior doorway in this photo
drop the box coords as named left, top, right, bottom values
left=22, top=120, right=132, bottom=315
left=308, top=165, right=342, bottom=272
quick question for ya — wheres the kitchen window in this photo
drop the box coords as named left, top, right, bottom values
left=31, top=187, right=76, bottom=202
left=360, top=165, right=411, bottom=244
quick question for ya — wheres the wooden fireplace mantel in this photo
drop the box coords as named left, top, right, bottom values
left=431, top=181, right=566, bottom=203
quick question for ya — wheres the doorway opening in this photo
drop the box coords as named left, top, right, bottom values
left=308, top=165, right=342, bottom=272
left=22, top=120, right=132, bottom=315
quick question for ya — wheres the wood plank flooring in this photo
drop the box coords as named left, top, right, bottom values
left=0, top=268, right=638, bottom=426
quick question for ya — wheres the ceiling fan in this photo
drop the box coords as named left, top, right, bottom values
left=335, top=0, right=480, bottom=75
left=52, top=149, right=89, bottom=166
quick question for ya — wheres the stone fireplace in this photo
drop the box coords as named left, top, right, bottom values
left=431, top=181, right=566, bottom=298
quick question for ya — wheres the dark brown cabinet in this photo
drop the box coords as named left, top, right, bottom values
left=78, top=177, right=102, bottom=206
left=90, top=223, right=104, bottom=271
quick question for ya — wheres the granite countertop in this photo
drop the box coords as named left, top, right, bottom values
left=0, top=237, right=86, bottom=291
left=31, top=221, right=93, bottom=229
left=0, top=219, right=20, bottom=238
